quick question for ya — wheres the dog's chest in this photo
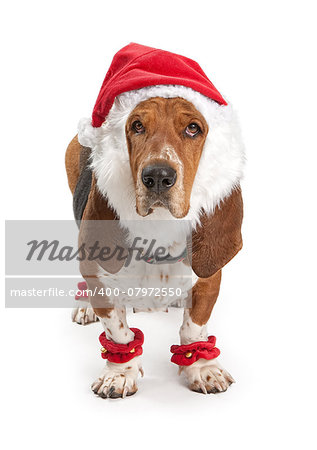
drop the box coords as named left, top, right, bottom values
left=98, top=257, right=197, bottom=309
left=97, top=220, right=197, bottom=308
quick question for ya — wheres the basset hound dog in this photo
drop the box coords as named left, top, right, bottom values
left=65, top=43, right=245, bottom=398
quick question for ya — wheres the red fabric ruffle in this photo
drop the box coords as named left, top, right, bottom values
left=170, top=335, right=220, bottom=366
left=75, top=281, right=88, bottom=300
left=99, top=328, right=144, bottom=363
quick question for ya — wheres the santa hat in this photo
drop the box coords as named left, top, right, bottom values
left=77, top=44, right=244, bottom=222
left=78, top=43, right=231, bottom=146
left=90, top=42, right=226, bottom=127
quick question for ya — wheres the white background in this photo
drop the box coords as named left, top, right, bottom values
left=1, top=1, right=317, bottom=449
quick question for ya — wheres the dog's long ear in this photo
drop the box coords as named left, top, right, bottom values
left=188, top=187, right=243, bottom=278
left=79, top=174, right=128, bottom=274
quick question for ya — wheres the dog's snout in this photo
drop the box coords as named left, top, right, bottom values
left=141, top=165, right=177, bottom=193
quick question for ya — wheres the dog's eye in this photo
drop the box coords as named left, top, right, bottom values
left=132, top=120, right=145, bottom=134
left=185, top=123, right=201, bottom=137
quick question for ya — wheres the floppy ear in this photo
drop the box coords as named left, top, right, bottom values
left=78, top=174, right=128, bottom=275
left=189, top=187, right=243, bottom=278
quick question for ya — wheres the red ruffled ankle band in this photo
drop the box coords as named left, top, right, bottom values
left=75, top=281, right=88, bottom=300
left=99, top=328, right=144, bottom=364
left=170, top=335, right=220, bottom=366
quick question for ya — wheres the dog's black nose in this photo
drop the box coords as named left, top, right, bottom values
left=141, top=165, right=177, bottom=193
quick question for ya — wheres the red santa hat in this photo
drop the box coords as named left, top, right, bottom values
left=90, top=42, right=227, bottom=128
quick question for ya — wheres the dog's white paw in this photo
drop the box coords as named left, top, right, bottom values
left=91, top=357, right=143, bottom=399
left=181, top=358, right=235, bottom=394
left=71, top=306, right=99, bottom=325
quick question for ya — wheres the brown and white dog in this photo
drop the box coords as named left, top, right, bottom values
left=65, top=47, right=245, bottom=398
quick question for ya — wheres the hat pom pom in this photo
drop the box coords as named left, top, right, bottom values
left=77, top=117, right=104, bottom=148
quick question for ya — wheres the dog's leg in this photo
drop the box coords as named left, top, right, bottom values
left=178, top=270, right=235, bottom=394
left=71, top=282, right=99, bottom=325
left=72, top=306, right=99, bottom=325
left=91, top=307, right=143, bottom=399
left=79, top=263, right=143, bottom=398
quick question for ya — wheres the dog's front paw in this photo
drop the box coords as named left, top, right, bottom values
left=181, top=359, right=235, bottom=394
left=91, top=357, right=143, bottom=399
left=71, top=307, right=99, bottom=325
